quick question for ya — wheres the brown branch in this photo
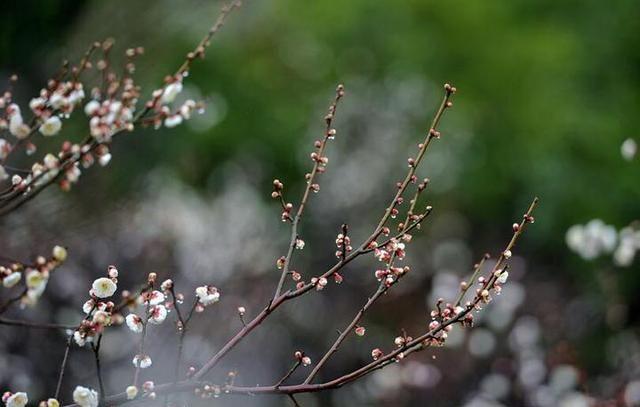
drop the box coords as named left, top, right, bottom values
left=193, top=86, right=453, bottom=380
left=273, top=84, right=345, bottom=301
left=0, top=317, right=74, bottom=330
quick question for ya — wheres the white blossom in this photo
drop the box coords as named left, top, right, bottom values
left=566, top=219, right=617, bottom=260
left=126, top=314, right=143, bottom=333
left=132, top=354, right=152, bottom=369
left=73, top=331, right=86, bottom=347
left=82, top=300, right=95, bottom=314
left=621, top=138, right=637, bottom=161
left=496, top=271, right=509, bottom=284
left=25, top=270, right=48, bottom=300
left=84, top=100, right=100, bottom=116
left=72, top=386, right=98, bottom=407
left=44, top=153, right=59, bottom=169
left=2, top=272, right=21, bottom=288
left=147, top=290, right=165, bottom=305
left=148, top=304, right=167, bottom=325
left=0, top=165, right=7, bottom=181
left=5, top=392, right=28, bottom=407
left=52, top=245, right=68, bottom=262
left=614, top=226, right=640, bottom=267
left=195, top=285, right=220, bottom=306
left=125, top=386, right=138, bottom=400
left=98, top=153, right=112, bottom=167
left=92, top=277, right=117, bottom=298
left=39, top=116, right=62, bottom=136
left=161, top=81, right=183, bottom=104
left=164, top=115, right=183, bottom=128
left=49, top=93, right=66, bottom=110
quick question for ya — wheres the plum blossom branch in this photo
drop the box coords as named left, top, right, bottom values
left=272, top=84, right=346, bottom=301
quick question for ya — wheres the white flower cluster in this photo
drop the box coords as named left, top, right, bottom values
left=148, top=76, right=203, bottom=129
left=124, top=283, right=173, bottom=370
left=614, top=226, right=640, bottom=267
left=72, top=386, right=98, bottom=407
left=86, top=98, right=135, bottom=143
left=73, top=267, right=119, bottom=346
left=566, top=219, right=640, bottom=267
left=195, top=285, right=220, bottom=306
left=566, top=219, right=617, bottom=260
left=2, top=392, right=28, bottom=407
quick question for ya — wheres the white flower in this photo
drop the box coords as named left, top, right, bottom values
left=72, top=386, right=99, bottom=407
left=0, top=165, right=7, bottom=181
left=92, top=310, right=110, bottom=325
left=68, top=88, right=85, bottom=105
left=132, top=354, right=152, bottom=369
left=195, top=286, right=220, bottom=306
left=496, top=271, right=509, bottom=284
left=98, top=153, right=112, bottom=167
left=29, top=97, right=45, bottom=111
left=147, top=290, right=165, bottom=305
left=84, top=100, right=100, bottom=116
left=295, top=239, right=305, bottom=250
left=161, top=81, right=183, bottom=104
left=92, top=277, right=117, bottom=298
left=160, top=279, right=173, bottom=291
left=2, top=272, right=21, bottom=288
left=9, top=115, right=30, bottom=139
left=39, top=116, right=62, bottom=136
left=621, top=138, right=637, bottom=161
left=164, top=115, right=183, bottom=128
left=5, top=392, right=28, bottom=407
left=49, top=93, right=67, bottom=110
left=52, top=245, right=68, bottom=262
left=614, top=226, right=640, bottom=267
left=148, top=304, right=167, bottom=325
left=125, top=386, right=138, bottom=400
left=25, top=270, right=48, bottom=298
left=82, top=300, right=95, bottom=314
left=73, top=331, right=86, bottom=347
left=44, top=153, right=59, bottom=169
left=46, top=398, right=60, bottom=407
left=125, top=314, right=143, bottom=333
left=566, top=220, right=617, bottom=260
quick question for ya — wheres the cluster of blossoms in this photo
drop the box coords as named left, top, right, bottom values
left=144, top=75, right=203, bottom=129
left=566, top=219, right=640, bottom=266
left=73, top=266, right=120, bottom=346
left=195, top=285, right=221, bottom=307
left=0, top=245, right=67, bottom=306
left=1, top=385, right=99, bottom=407
left=125, top=381, right=155, bottom=401
left=334, top=226, right=352, bottom=260
left=0, top=40, right=205, bottom=216
left=271, top=179, right=294, bottom=222
left=72, top=386, right=98, bottom=407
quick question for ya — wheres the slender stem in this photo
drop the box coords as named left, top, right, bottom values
left=454, top=253, right=490, bottom=307
left=304, top=283, right=385, bottom=384
left=91, top=334, right=106, bottom=400
left=55, top=336, right=73, bottom=400
left=194, top=88, right=451, bottom=380
left=0, top=317, right=74, bottom=330
left=273, top=84, right=345, bottom=301
left=276, top=360, right=302, bottom=388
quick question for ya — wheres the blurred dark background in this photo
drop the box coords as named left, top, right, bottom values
left=1, top=0, right=639, bottom=406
